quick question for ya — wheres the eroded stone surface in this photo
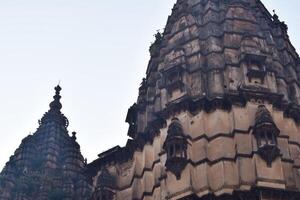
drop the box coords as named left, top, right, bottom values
left=88, top=0, right=300, bottom=199
left=1, top=0, right=300, bottom=199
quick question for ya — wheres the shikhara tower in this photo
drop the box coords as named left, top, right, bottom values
left=1, top=0, right=300, bottom=199
left=0, top=86, right=91, bottom=199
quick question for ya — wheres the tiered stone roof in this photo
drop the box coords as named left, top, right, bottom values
left=87, top=0, right=300, bottom=199
left=90, top=0, right=300, bottom=170
left=134, top=0, right=300, bottom=139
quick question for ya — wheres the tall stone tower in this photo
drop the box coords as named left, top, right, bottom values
left=1, top=0, right=300, bottom=200
left=0, top=86, right=91, bottom=200
left=87, top=0, right=300, bottom=199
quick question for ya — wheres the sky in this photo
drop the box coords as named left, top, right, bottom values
left=0, top=0, right=299, bottom=170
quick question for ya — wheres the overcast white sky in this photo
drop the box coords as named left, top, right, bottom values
left=0, top=0, right=299, bottom=170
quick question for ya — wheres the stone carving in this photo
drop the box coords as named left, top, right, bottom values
left=163, top=118, right=188, bottom=179
left=253, top=105, right=281, bottom=167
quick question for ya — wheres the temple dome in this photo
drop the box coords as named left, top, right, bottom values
left=127, top=0, right=300, bottom=139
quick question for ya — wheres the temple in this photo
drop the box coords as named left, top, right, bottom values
left=1, top=0, right=300, bottom=199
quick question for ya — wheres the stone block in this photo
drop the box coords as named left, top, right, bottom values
left=255, top=155, right=285, bottom=189
left=282, top=162, right=296, bottom=189
left=166, top=165, right=191, bottom=195
left=294, top=168, right=300, bottom=190
left=232, top=106, right=250, bottom=131
left=238, top=157, right=256, bottom=186
left=277, top=138, right=291, bottom=160
left=208, top=137, right=235, bottom=162
left=183, top=39, right=200, bottom=56
left=226, top=7, right=256, bottom=21
left=205, top=37, right=222, bottom=54
left=224, top=33, right=242, bottom=48
left=289, top=144, right=300, bottom=160
left=144, top=145, right=155, bottom=169
left=189, top=71, right=204, bottom=97
left=224, top=48, right=239, bottom=65
left=187, top=53, right=205, bottom=72
left=132, top=178, right=144, bottom=199
left=191, top=163, right=209, bottom=193
left=189, top=139, right=207, bottom=162
left=144, top=172, right=155, bottom=194
left=208, top=162, right=225, bottom=192
left=274, top=114, right=298, bottom=139
left=206, top=53, right=225, bottom=69
left=224, top=161, right=239, bottom=187
left=205, top=110, right=233, bottom=138
left=235, top=133, right=252, bottom=155
left=203, top=9, right=220, bottom=24
left=117, top=188, right=132, bottom=200
left=117, top=161, right=135, bottom=189
left=189, top=111, right=206, bottom=139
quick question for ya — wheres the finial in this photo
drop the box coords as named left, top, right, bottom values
left=49, top=85, right=62, bottom=111
left=272, top=9, right=287, bottom=31
left=272, top=9, right=279, bottom=22
left=153, top=31, right=163, bottom=45
left=39, top=85, right=69, bottom=128
left=72, top=131, right=77, bottom=140
left=55, top=85, right=62, bottom=94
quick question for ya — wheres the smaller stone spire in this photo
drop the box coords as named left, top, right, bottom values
left=272, top=9, right=288, bottom=32
left=72, top=131, right=77, bottom=140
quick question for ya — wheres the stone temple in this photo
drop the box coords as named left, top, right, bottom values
left=1, top=0, right=300, bottom=199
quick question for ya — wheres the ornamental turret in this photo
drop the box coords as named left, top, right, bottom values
left=253, top=105, right=281, bottom=167
left=163, top=118, right=188, bottom=179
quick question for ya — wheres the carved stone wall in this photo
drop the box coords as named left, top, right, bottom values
left=89, top=103, right=300, bottom=200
